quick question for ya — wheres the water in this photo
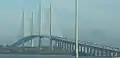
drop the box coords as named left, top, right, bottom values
left=0, top=54, right=119, bottom=58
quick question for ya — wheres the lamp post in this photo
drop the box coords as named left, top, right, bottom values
left=38, top=0, right=42, bottom=48
left=75, top=0, right=79, bottom=58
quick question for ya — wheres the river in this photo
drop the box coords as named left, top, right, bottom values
left=0, top=54, right=119, bottom=58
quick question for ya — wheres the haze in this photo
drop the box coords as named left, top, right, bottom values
left=0, top=0, right=120, bottom=48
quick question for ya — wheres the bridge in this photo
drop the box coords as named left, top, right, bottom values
left=7, top=35, right=120, bottom=57
left=2, top=3, right=120, bottom=57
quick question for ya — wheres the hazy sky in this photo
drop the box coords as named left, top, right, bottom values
left=0, top=0, right=120, bottom=47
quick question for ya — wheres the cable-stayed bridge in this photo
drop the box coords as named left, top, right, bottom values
left=1, top=3, right=120, bottom=57
left=7, top=34, right=120, bottom=57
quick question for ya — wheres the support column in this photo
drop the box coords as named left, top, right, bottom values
left=59, top=41, right=61, bottom=51
left=68, top=43, right=70, bottom=52
left=69, top=43, right=72, bottom=52
left=58, top=41, right=60, bottom=50
left=60, top=41, right=62, bottom=52
left=22, top=40, right=24, bottom=47
left=105, top=50, right=108, bottom=56
left=61, top=41, right=64, bottom=52
left=81, top=46, right=83, bottom=52
left=67, top=43, right=69, bottom=52
left=117, top=52, right=120, bottom=57
left=38, top=37, right=41, bottom=48
left=78, top=44, right=80, bottom=53
left=63, top=42, right=66, bottom=52
left=103, top=49, right=105, bottom=56
left=54, top=40, right=57, bottom=50
left=108, top=51, right=110, bottom=56
left=72, top=44, right=74, bottom=52
left=87, top=47, right=89, bottom=56
left=83, top=45, right=86, bottom=53
left=22, top=40, right=25, bottom=52
left=101, top=49, right=104, bottom=56
left=93, top=48, right=96, bottom=56
left=115, top=52, right=117, bottom=57
left=89, top=47, right=92, bottom=56
left=74, top=44, right=75, bottom=51
left=65, top=42, right=67, bottom=52
left=109, top=51, right=112, bottom=57
left=113, top=52, right=116, bottom=57
left=111, top=52, right=113, bottom=57
left=97, top=49, right=100, bottom=56
left=49, top=39, right=52, bottom=52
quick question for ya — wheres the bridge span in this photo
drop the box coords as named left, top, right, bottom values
left=7, top=35, right=120, bottom=57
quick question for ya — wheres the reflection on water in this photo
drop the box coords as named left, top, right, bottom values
left=0, top=54, right=118, bottom=58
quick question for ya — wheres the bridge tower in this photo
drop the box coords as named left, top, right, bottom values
left=38, top=1, right=42, bottom=48
left=21, top=11, right=25, bottom=47
left=49, top=3, right=52, bottom=52
left=30, top=12, right=34, bottom=47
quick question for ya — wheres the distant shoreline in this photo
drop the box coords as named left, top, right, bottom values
left=0, top=54, right=70, bottom=56
left=0, top=52, right=72, bottom=56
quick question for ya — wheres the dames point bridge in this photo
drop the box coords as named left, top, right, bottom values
left=3, top=4, right=120, bottom=57
left=9, top=34, right=120, bottom=57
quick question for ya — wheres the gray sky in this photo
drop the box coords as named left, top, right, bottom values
left=0, top=0, right=120, bottom=47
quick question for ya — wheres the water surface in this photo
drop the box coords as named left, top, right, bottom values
left=0, top=54, right=117, bottom=58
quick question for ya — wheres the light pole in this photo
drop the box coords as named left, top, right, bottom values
left=49, top=3, right=52, bottom=52
left=38, top=0, right=42, bottom=48
left=75, top=0, right=79, bottom=58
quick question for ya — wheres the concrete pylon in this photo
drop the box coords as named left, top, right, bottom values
left=29, top=12, right=34, bottom=47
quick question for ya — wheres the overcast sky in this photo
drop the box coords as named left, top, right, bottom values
left=0, top=0, right=120, bottom=47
